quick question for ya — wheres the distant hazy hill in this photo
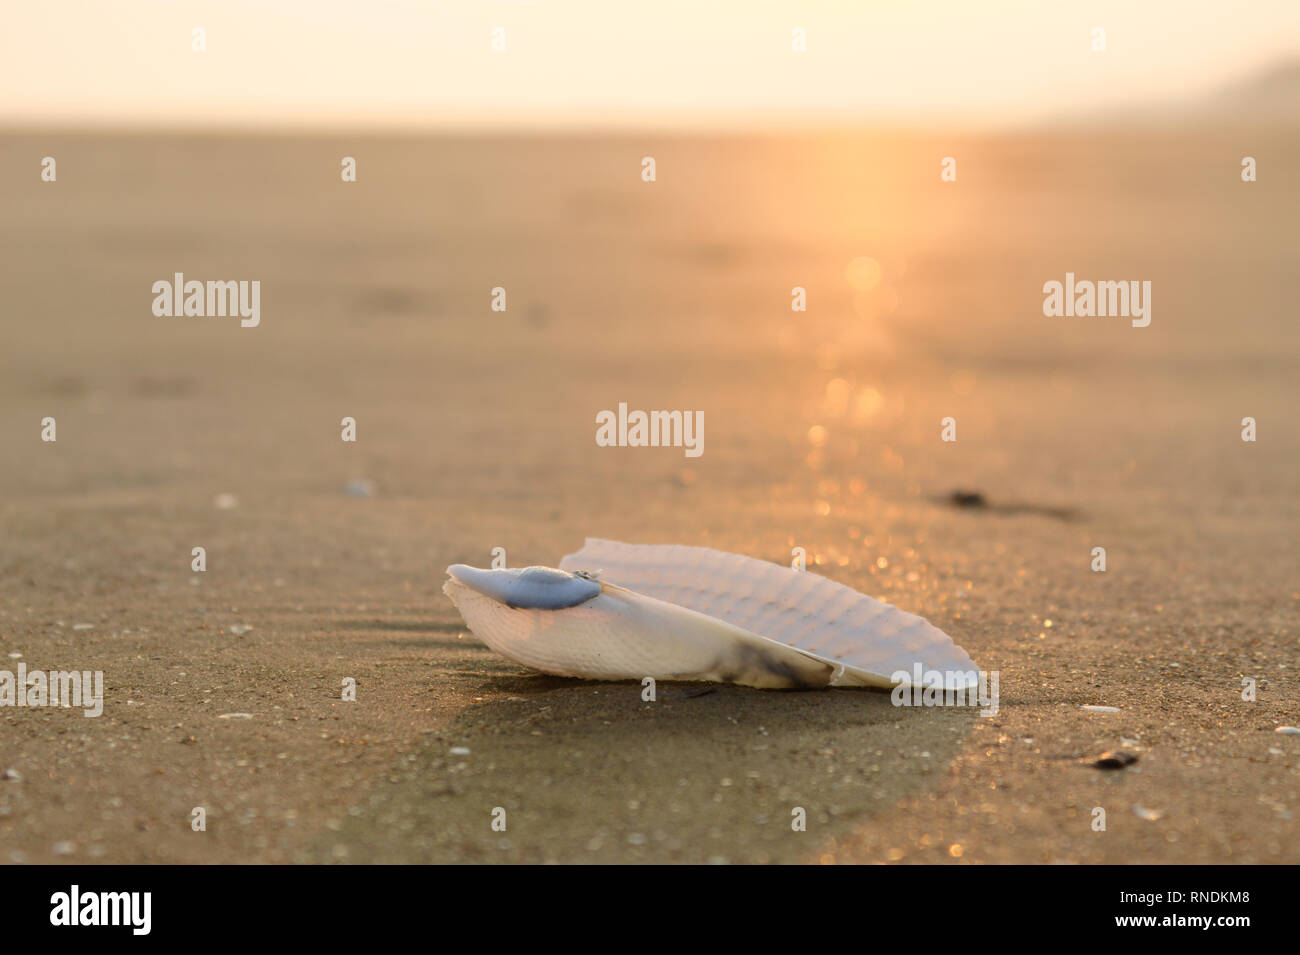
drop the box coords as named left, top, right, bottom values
left=1042, top=58, right=1300, bottom=127
left=1199, top=59, right=1300, bottom=122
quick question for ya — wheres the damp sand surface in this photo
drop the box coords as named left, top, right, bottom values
left=0, top=129, right=1297, bottom=863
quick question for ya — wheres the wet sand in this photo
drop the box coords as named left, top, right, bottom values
left=0, top=129, right=1297, bottom=863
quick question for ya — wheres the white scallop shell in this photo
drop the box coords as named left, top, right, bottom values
left=443, top=539, right=978, bottom=690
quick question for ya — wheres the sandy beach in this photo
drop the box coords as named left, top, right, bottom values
left=0, top=128, right=1297, bottom=863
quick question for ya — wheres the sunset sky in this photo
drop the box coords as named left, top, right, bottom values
left=3, top=0, right=1297, bottom=128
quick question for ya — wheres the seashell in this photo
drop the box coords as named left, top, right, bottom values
left=442, top=539, right=978, bottom=690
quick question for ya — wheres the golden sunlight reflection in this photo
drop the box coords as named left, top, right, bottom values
left=845, top=256, right=883, bottom=292
left=823, top=378, right=850, bottom=416
left=855, top=387, right=884, bottom=420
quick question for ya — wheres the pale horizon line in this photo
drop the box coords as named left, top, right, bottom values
left=6, top=54, right=1293, bottom=136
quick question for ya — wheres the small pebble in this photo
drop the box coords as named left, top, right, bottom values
left=1133, top=806, right=1163, bottom=821
left=72, top=623, right=94, bottom=631
left=229, top=625, right=253, bottom=635
left=217, top=713, right=253, bottom=720
left=214, top=493, right=238, bottom=510
left=344, top=479, right=376, bottom=498
left=2, top=769, right=21, bottom=782
left=449, top=746, right=470, bottom=756
left=1091, top=750, right=1139, bottom=770
left=1275, top=726, right=1300, bottom=735
left=950, top=490, right=987, bottom=509
left=1081, top=705, right=1121, bottom=713
left=52, top=841, right=76, bottom=856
